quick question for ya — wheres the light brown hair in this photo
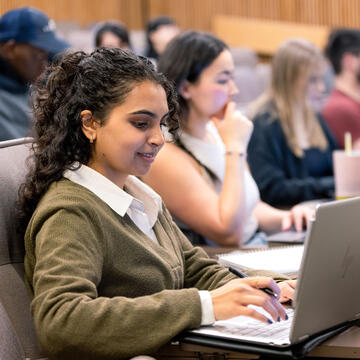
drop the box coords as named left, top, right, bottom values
left=249, top=38, right=327, bottom=157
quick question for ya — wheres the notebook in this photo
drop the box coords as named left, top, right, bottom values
left=183, top=197, right=360, bottom=351
left=217, top=245, right=304, bottom=274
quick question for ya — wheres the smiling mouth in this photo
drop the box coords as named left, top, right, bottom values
left=138, top=152, right=156, bottom=162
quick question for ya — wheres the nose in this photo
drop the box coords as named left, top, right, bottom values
left=229, top=79, right=239, bottom=97
left=149, top=126, right=165, bottom=148
left=317, top=78, right=326, bottom=94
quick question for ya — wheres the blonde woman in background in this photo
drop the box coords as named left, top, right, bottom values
left=247, top=38, right=338, bottom=208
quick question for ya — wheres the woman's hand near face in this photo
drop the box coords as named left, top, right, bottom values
left=210, top=277, right=287, bottom=323
left=282, top=205, right=314, bottom=232
left=212, top=102, right=253, bottom=152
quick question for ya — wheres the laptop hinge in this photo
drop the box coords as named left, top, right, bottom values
left=297, top=334, right=309, bottom=342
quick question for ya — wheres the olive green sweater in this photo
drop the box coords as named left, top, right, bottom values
left=24, top=179, right=289, bottom=359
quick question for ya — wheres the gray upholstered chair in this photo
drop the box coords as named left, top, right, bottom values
left=0, top=137, right=45, bottom=359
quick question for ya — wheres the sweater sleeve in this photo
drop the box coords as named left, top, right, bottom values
left=160, top=206, right=238, bottom=290
left=162, top=207, right=291, bottom=287
left=26, top=203, right=202, bottom=360
left=248, top=114, right=335, bottom=207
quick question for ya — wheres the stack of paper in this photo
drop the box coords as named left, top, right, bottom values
left=217, top=245, right=304, bottom=274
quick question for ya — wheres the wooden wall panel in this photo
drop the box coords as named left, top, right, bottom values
left=148, top=0, right=360, bottom=30
left=213, top=15, right=330, bottom=56
left=0, top=0, right=144, bottom=28
left=2, top=0, right=360, bottom=31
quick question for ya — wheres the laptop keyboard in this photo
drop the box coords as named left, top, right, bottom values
left=211, top=308, right=294, bottom=345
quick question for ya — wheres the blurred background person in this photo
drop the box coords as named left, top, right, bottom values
left=0, top=6, right=69, bottom=141
left=323, top=28, right=360, bottom=149
left=142, top=31, right=311, bottom=248
left=145, top=16, right=179, bottom=61
left=247, top=39, right=338, bottom=208
left=94, top=21, right=131, bottom=51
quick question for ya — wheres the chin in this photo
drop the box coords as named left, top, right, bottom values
left=132, top=166, right=151, bottom=178
left=211, top=103, right=228, bottom=119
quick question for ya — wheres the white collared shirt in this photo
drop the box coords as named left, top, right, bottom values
left=63, top=163, right=215, bottom=325
left=63, top=164, right=162, bottom=243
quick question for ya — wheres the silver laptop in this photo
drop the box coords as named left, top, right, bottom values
left=189, top=197, right=360, bottom=347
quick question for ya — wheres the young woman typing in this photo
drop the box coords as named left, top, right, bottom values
left=19, top=48, right=293, bottom=360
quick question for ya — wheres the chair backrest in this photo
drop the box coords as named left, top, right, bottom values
left=0, top=302, right=25, bottom=360
left=232, top=66, right=268, bottom=113
left=230, top=47, right=258, bottom=68
left=0, top=138, right=45, bottom=359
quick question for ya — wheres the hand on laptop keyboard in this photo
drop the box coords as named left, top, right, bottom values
left=282, top=204, right=314, bottom=232
left=278, top=280, right=297, bottom=303
left=210, top=277, right=288, bottom=324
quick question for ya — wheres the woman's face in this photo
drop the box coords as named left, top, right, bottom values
left=150, top=24, right=179, bottom=55
left=99, top=31, right=130, bottom=50
left=183, top=49, right=238, bottom=118
left=86, top=80, right=169, bottom=188
left=295, top=62, right=326, bottom=110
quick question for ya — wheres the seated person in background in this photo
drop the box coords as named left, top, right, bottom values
left=145, top=16, right=179, bottom=61
left=247, top=39, right=338, bottom=208
left=94, top=21, right=131, bottom=51
left=142, top=31, right=311, bottom=248
left=322, top=28, right=360, bottom=149
left=0, top=7, right=69, bottom=141
left=19, top=48, right=293, bottom=360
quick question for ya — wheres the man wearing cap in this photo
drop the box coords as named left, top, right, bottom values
left=0, top=7, right=69, bottom=141
left=322, top=28, right=360, bottom=149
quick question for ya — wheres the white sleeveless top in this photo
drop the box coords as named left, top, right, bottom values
left=180, top=121, right=260, bottom=242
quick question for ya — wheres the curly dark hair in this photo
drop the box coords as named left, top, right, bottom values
left=18, top=47, right=179, bottom=236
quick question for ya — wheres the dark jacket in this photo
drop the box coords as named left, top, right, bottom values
left=0, top=55, right=31, bottom=141
left=248, top=112, right=338, bottom=207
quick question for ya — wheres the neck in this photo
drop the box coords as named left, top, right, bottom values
left=182, top=106, right=209, bottom=140
left=335, top=73, right=360, bottom=103
left=86, top=160, right=127, bottom=189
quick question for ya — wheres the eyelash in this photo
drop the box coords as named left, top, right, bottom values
left=132, top=121, right=148, bottom=129
left=131, top=121, right=167, bottom=130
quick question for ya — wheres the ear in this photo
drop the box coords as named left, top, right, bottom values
left=342, top=52, right=358, bottom=72
left=80, top=110, right=98, bottom=143
left=178, top=80, right=192, bottom=100
left=0, top=40, right=17, bottom=59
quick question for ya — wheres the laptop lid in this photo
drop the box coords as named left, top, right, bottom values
left=290, top=197, right=360, bottom=343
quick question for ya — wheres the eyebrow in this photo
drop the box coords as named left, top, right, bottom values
left=129, top=110, right=169, bottom=120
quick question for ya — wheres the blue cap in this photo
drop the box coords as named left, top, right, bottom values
left=0, top=7, right=70, bottom=55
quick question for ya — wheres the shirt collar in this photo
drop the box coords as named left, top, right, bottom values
left=63, top=163, right=162, bottom=228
